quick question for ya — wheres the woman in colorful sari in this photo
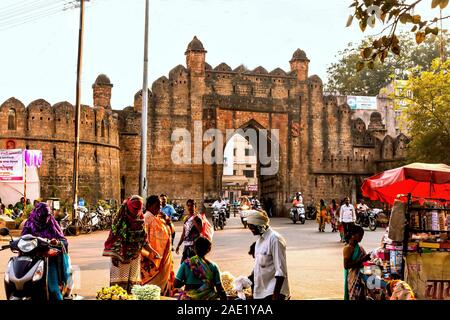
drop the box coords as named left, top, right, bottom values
left=316, top=199, right=329, bottom=232
left=329, top=199, right=339, bottom=233
left=174, top=236, right=227, bottom=300
left=103, top=195, right=148, bottom=293
left=141, top=195, right=174, bottom=296
left=343, top=225, right=371, bottom=300
left=21, top=202, right=71, bottom=300
left=175, top=199, right=203, bottom=263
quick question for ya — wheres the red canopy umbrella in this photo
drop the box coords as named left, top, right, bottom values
left=361, top=163, right=450, bottom=205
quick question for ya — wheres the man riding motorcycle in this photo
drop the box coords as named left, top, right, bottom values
left=212, top=197, right=227, bottom=225
left=356, top=199, right=370, bottom=225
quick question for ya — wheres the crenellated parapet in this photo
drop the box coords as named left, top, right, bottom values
left=0, top=97, right=119, bottom=149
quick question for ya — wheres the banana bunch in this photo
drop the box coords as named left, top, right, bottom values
left=96, top=285, right=136, bottom=300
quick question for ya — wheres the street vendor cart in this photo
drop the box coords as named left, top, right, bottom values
left=361, top=163, right=450, bottom=300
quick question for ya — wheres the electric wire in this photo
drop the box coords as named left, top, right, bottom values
left=0, top=0, right=62, bottom=20
left=0, top=2, right=65, bottom=26
left=0, top=1, right=96, bottom=32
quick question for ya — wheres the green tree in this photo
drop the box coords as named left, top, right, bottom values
left=347, top=0, right=449, bottom=69
left=396, top=59, right=450, bottom=163
left=326, top=32, right=448, bottom=95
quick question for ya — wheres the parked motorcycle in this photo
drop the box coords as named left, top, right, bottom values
left=0, top=228, right=74, bottom=300
left=96, top=206, right=112, bottom=230
left=290, top=204, right=306, bottom=224
left=172, top=204, right=185, bottom=221
left=74, top=206, right=97, bottom=234
left=306, top=204, right=317, bottom=220
left=56, top=211, right=70, bottom=235
left=355, top=208, right=379, bottom=231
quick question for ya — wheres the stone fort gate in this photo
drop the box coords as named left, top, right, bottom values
left=120, top=36, right=309, bottom=216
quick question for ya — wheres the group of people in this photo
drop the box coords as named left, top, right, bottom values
left=309, top=196, right=368, bottom=243
left=102, top=194, right=290, bottom=300
left=5, top=193, right=415, bottom=301
left=0, top=197, right=37, bottom=219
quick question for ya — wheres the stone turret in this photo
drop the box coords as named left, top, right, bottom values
left=92, top=74, right=113, bottom=109
left=289, top=49, right=310, bottom=82
left=368, top=112, right=387, bottom=140
left=185, top=36, right=207, bottom=76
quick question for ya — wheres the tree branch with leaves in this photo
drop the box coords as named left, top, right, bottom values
left=347, top=0, right=449, bottom=70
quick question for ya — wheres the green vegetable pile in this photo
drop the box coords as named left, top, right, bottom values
left=131, top=284, right=161, bottom=300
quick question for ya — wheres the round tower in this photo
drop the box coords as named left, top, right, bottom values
left=185, top=36, right=207, bottom=76
left=92, top=74, right=113, bottom=109
left=289, top=49, right=310, bottom=82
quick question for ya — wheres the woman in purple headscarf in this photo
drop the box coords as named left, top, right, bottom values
left=21, top=202, right=71, bottom=300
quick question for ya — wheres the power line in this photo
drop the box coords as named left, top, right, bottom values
left=0, top=0, right=62, bottom=20
left=0, top=6, right=66, bottom=30
left=0, top=0, right=49, bottom=15
left=0, top=0, right=94, bottom=32
left=0, top=2, right=64, bottom=25
left=0, top=7, right=65, bottom=31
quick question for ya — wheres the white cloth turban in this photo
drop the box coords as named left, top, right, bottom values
left=246, top=210, right=270, bottom=227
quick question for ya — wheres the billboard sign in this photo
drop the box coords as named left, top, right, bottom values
left=0, top=149, right=24, bottom=181
left=347, top=96, right=377, bottom=110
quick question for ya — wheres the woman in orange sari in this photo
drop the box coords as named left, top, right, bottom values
left=316, top=199, right=329, bottom=232
left=141, top=195, right=175, bottom=296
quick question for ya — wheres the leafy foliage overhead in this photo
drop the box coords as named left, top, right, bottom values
left=347, top=0, right=449, bottom=70
left=326, top=31, right=449, bottom=95
left=395, top=59, right=450, bottom=164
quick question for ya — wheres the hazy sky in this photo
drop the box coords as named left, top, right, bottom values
left=0, top=0, right=447, bottom=109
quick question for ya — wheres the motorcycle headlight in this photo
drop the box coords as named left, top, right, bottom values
left=18, top=238, right=38, bottom=253
left=32, top=261, right=45, bottom=282
left=4, top=260, right=12, bottom=283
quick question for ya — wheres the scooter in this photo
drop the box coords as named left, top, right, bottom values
left=290, top=204, right=306, bottom=224
left=0, top=228, right=75, bottom=300
left=239, top=207, right=251, bottom=229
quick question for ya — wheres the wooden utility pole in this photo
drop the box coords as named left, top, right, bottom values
left=72, top=0, right=85, bottom=220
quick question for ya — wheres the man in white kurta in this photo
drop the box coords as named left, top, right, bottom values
left=246, top=210, right=290, bottom=300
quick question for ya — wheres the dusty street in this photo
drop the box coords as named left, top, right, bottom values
left=0, top=216, right=384, bottom=300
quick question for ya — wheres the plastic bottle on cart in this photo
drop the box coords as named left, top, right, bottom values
left=390, top=250, right=402, bottom=275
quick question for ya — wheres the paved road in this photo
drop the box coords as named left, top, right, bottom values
left=0, top=216, right=384, bottom=300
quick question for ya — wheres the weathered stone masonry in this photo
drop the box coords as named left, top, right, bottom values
left=0, top=37, right=408, bottom=215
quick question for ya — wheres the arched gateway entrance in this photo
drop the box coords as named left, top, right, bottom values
left=218, top=119, right=281, bottom=215
left=120, top=36, right=382, bottom=217
left=199, top=98, right=295, bottom=217
left=120, top=36, right=307, bottom=217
